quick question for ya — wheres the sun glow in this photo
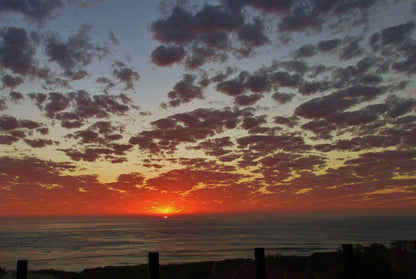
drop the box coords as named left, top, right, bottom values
left=151, top=206, right=182, bottom=216
left=158, top=206, right=175, bottom=214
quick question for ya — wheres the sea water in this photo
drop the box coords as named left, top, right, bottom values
left=0, top=215, right=414, bottom=271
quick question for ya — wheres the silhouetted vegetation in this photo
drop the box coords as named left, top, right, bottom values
left=267, top=242, right=416, bottom=279
left=0, top=266, right=6, bottom=278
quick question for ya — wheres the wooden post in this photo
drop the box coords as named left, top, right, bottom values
left=254, top=248, right=266, bottom=279
left=16, top=260, right=28, bottom=279
left=148, top=252, right=159, bottom=279
left=343, top=244, right=356, bottom=279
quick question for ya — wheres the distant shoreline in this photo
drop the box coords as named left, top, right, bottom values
left=1, top=211, right=416, bottom=220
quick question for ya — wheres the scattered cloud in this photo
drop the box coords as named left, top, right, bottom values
left=0, top=1, right=415, bottom=215
left=45, top=24, right=108, bottom=78
left=163, top=74, right=204, bottom=107
left=0, top=0, right=64, bottom=24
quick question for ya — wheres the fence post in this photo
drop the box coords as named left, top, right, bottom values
left=254, top=248, right=266, bottom=279
left=148, top=252, right=159, bottom=279
left=16, top=260, right=28, bottom=279
left=343, top=244, right=356, bottom=279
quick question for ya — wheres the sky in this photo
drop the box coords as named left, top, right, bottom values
left=0, top=0, right=415, bottom=217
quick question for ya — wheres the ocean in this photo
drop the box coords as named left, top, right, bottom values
left=0, top=215, right=414, bottom=272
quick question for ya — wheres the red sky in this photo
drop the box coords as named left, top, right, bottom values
left=0, top=0, right=415, bottom=217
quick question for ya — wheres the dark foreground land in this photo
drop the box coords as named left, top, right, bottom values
left=1, top=242, right=415, bottom=279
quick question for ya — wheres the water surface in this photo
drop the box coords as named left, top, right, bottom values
left=0, top=215, right=414, bottom=271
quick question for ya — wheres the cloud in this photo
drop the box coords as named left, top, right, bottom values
left=151, top=5, right=242, bottom=44
left=184, top=44, right=228, bottom=69
left=30, top=90, right=133, bottom=124
left=370, top=21, right=415, bottom=49
left=237, top=18, right=270, bottom=54
left=272, top=92, right=295, bottom=105
left=189, top=137, right=234, bottom=156
left=66, top=120, right=124, bottom=144
left=24, top=138, right=54, bottom=148
left=344, top=150, right=416, bottom=178
left=245, top=74, right=271, bottom=93
left=59, top=144, right=132, bottom=163
left=214, top=65, right=308, bottom=104
left=339, top=38, right=364, bottom=60
left=0, top=115, right=19, bottom=130
left=112, top=61, right=140, bottom=90
left=271, top=71, right=303, bottom=87
left=330, top=56, right=383, bottom=88
left=326, top=109, right=380, bottom=127
left=302, top=94, right=416, bottom=142
left=129, top=107, right=253, bottom=154
left=57, top=119, right=129, bottom=162
left=0, top=156, right=143, bottom=215
left=298, top=81, right=329, bottom=95
left=237, top=134, right=311, bottom=153
left=0, top=115, right=44, bottom=131
left=277, top=6, right=324, bottom=32
left=332, top=135, right=401, bottom=152
left=146, top=167, right=245, bottom=192
left=1, top=74, right=24, bottom=88
left=149, top=3, right=262, bottom=67
left=0, top=26, right=37, bottom=75
left=164, top=74, right=204, bottom=107
left=150, top=0, right=399, bottom=69
left=106, top=172, right=145, bottom=192
left=96, top=76, right=115, bottom=93
left=109, top=29, right=119, bottom=45
left=9, top=91, right=23, bottom=101
left=61, top=120, right=83, bottom=129
left=234, top=94, right=263, bottom=106
left=392, top=53, right=416, bottom=75
left=274, top=115, right=299, bottom=128
left=301, top=119, right=337, bottom=139
left=223, top=0, right=394, bottom=35
left=200, top=31, right=230, bottom=49
left=45, top=24, right=108, bottom=78
left=259, top=153, right=326, bottom=174
left=211, top=66, right=238, bottom=82
left=151, top=6, right=196, bottom=44
left=70, top=130, right=100, bottom=144
left=0, top=115, right=48, bottom=145
left=317, top=38, right=342, bottom=52
left=151, top=45, right=186, bottom=66
left=241, top=115, right=267, bottom=131
left=295, top=85, right=386, bottom=118
left=215, top=69, right=275, bottom=99
left=0, top=98, right=5, bottom=110
left=280, top=60, right=308, bottom=74
left=382, top=95, right=416, bottom=118
left=0, top=156, right=74, bottom=186
left=0, top=0, right=64, bottom=23
left=294, top=44, right=316, bottom=58
left=216, top=77, right=247, bottom=96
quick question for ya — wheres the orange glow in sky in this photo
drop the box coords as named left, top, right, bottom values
left=0, top=1, right=415, bottom=217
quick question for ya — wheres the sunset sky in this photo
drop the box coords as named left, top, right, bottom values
left=0, top=0, right=415, bottom=217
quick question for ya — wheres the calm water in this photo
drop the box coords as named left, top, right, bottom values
left=0, top=215, right=414, bottom=271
